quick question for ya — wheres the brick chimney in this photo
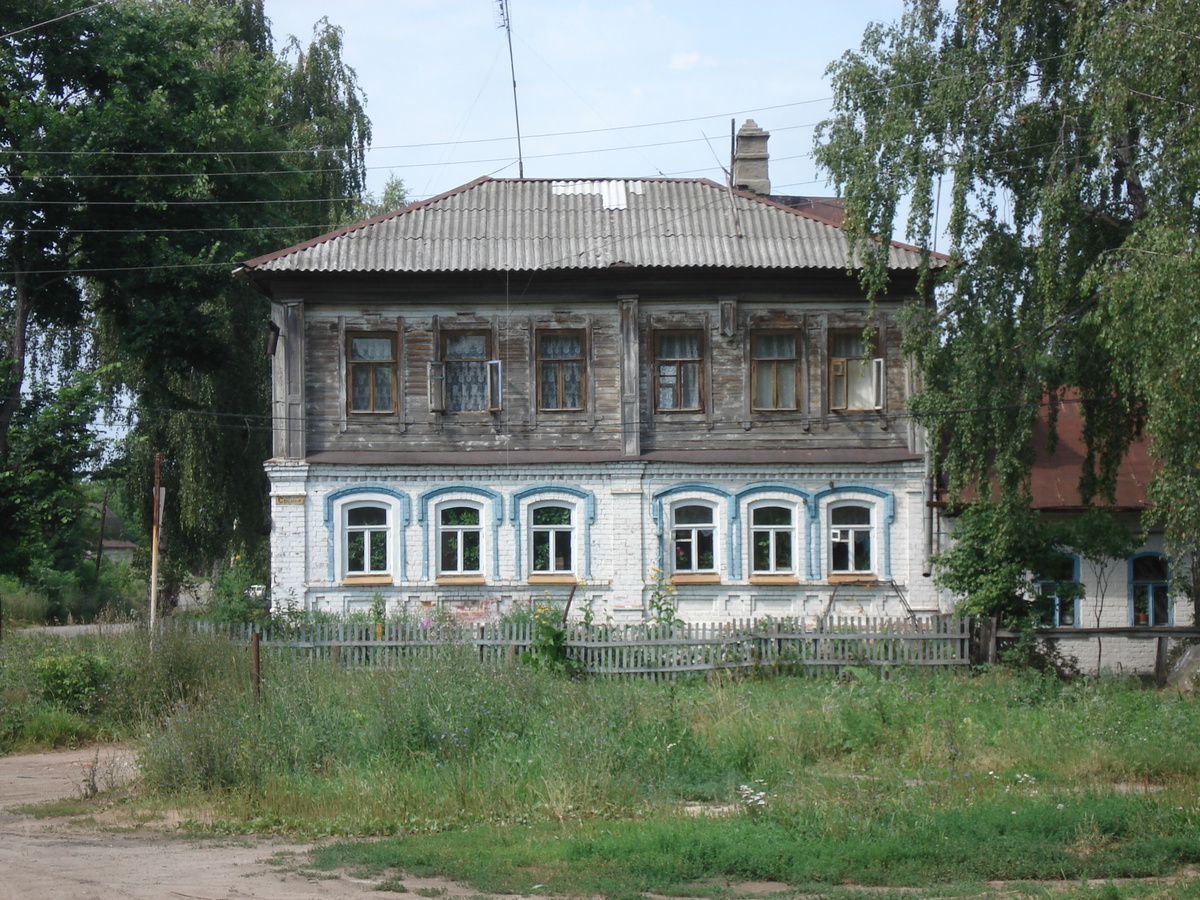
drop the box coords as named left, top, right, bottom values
left=731, top=119, right=770, bottom=195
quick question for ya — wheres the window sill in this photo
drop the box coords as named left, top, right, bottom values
left=749, top=575, right=799, bottom=585
left=528, top=574, right=577, bottom=584
left=672, top=573, right=720, bottom=584
left=436, top=575, right=485, bottom=585
left=341, top=575, right=393, bottom=586
left=827, top=574, right=877, bottom=584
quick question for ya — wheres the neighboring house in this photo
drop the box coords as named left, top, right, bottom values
left=236, top=121, right=945, bottom=623
left=1019, top=398, right=1182, bottom=673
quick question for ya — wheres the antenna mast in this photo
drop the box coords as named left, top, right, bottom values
left=495, top=0, right=525, bottom=177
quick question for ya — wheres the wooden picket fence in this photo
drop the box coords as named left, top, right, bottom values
left=192, top=615, right=970, bottom=679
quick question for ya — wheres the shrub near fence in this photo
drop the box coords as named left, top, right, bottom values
left=191, top=615, right=969, bottom=679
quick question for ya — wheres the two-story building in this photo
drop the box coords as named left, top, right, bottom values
left=236, top=124, right=944, bottom=622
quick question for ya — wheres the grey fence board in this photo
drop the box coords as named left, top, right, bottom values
left=181, top=615, right=969, bottom=678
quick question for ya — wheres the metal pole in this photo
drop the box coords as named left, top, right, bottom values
left=149, top=454, right=161, bottom=631
left=252, top=631, right=261, bottom=702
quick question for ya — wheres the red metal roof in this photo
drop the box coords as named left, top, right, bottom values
left=1029, top=396, right=1154, bottom=511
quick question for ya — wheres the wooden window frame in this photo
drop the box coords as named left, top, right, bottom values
left=429, top=331, right=502, bottom=414
left=750, top=331, right=800, bottom=412
left=536, top=330, right=586, bottom=412
left=347, top=332, right=397, bottom=414
left=654, top=329, right=704, bottom=413
left=829, top=330, right=884, bottom=412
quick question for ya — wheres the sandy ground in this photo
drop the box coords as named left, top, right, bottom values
left=0, top=746, right=487, bottom=900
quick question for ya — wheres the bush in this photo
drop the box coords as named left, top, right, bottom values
left=0, top=575, right=50, bottom=626
left=33, top=650, right=112, bottom=715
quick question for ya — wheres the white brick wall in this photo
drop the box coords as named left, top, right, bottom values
left=266, top=458, right=941, bottom=623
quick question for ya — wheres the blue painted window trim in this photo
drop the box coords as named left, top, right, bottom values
left=733, top=483, right=813, bottom=581
left=509, top=484, right=596, bottom=580
left=808, top=484, right=895, bottom=581
left=1035, top=553, right=1081, bottom=627
left=1128, top=552, right=1171, bottom=625
left=651, top=483, right=734, bottom=578
left=323, top=485, right=411, bottom=582
left=416, top=485, right=505, bottom=581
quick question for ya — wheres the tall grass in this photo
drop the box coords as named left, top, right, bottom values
left=0, top=627, right=248, bottom=751
left=134, top=651, right=1200, bottom=838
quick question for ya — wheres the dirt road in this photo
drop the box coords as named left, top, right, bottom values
left=0, top=746, right=480, bottom=900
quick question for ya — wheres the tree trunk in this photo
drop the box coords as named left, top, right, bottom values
left=0, top=263, right=29, bottom=463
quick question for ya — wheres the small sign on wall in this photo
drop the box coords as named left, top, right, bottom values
left=274, top=495, right=305, bottom=505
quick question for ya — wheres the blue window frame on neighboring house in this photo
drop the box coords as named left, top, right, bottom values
left=1034, top=554, right=1080, bottom=627
left=1130, top=554, right=1170, bottom=625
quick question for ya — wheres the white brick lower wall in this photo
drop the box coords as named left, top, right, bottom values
left=265, top=458, right=941, bottom=625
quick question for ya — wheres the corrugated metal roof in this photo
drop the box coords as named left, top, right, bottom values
left=240, top=177, right=937, bottom=275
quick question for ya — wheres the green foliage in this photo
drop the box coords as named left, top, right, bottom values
left=0, top=375, right=103, bottom=579
left=204, top=556, right=270, bottom=624
left=647, top=568, right=682, bottom=626
left=815, top=0, right=1200, bottom=611
left=0, top=627, right=247, bottom=753
left=934, top=499, right=1068, bottom=619
left=33, top=650, right=112, bottom=715
left=522, top=602, right=570, bottom=674
left=1, top=0, right=372, bottom=579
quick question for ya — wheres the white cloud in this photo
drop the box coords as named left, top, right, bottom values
left=670, top=51, right=701, bottom=71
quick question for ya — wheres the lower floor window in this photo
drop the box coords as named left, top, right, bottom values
left=346, top=505, right=388, bottom=575
left=1034, top=555, right=1080, bottom=626
left=439, top=506, right=481, bottom=574
left=751, top=505, right=794, bottom=574
left=1132, top=555, right=1169, bottom=625
left=531, top=505, right=574, bottom=573
left=830, top=505, right=871, bottom=574
left=673, top=504, right=715, bottom=573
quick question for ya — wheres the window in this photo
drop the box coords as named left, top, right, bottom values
left=1131, top=554, right=1170, bottom=625
left=751, top=505, right=794, bottom=574
left=348, top=335, right=395, bottom=413
left=537, top=331, right=584, bottom=411
left=439, top=506, right=482, bottom=574
left=1034, top=554, right=1080, bottom=627
left=430, top=333, right=501, bottom=413
left=345, top=504, right=388, bottom=576
left=752, top=333, right=798, bottom=411
left=830, top=504, right=872, bottom=574
left=531, top=505, right=574, bottom=574
left=656, top=331, right=702, bottom=411
left=830, top=331, right=883, bottom=412
left=673, top=504, right=715, bottom=573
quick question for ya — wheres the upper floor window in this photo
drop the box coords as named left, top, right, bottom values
left=537, top=331, right=584, bottom=411
left=531, top=504, right=574, bottom=574
left=345, top=504, right=389, bottom=576
left=439, top=505, right=482, bottom=574
left=830, top=331, right=883, bottom=412
left=673, top=504, right=716, bottom=573
left=830, top=504, right=872, bottom=575
left=348, top=335, right=396, bottom=413
left=751, top=505, right=794, bottom=575
left=1131, top=554, right=1170, bottom=626
left=1034, top=554, right=1080, bottom=627
left=752, top=333, right=798, bottom=411
left=656, top=331, right=702, bottom=411
left=431, top=333, right=501, bottom=413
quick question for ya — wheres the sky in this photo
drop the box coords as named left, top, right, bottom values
left=265, top=1, right=909, bottom=207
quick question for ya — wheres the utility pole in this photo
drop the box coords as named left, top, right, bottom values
left=149, top=454, right=161, bottom=630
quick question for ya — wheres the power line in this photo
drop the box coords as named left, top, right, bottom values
left=0, top=0, right=116, bottom=40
